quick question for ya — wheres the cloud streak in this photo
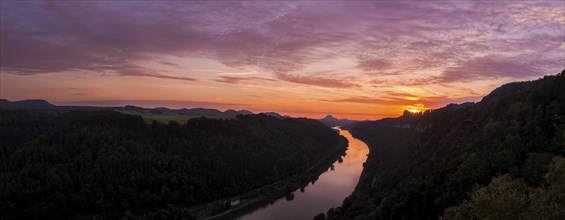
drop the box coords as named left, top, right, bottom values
left=438, top=56, right=541, bottom=83
left=118, top=64, right=196, bottom=81
left=2, top=1, right=562, bottom=83
left=275, top=72, right=360, bottom=89
left=0, top=1, right=563, bottom=119
left=214, top=75, right=275, bottom=84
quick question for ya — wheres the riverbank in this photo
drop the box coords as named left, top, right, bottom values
left=187, top=133, right=349, bottom=219
left=235, top=128, right=370, bottom=220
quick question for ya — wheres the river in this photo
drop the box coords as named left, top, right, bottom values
left=237, top=128, right=369, bottom=220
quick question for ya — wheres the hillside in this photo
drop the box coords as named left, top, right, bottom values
left=0, top=100, right=289, bottom=123
left=322, top=72, right=565, bottom=219
left=0, top=99, right=56, bottom=109
left=319, top=115, right=357, bottom=127
left=0, top=110, right=346, bottom=219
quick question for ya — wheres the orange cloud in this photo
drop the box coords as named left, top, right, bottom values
left=275, top=73, right=360, bottom=89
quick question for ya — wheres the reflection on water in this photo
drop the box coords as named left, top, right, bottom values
left=238, top=128, right=369, bottom=220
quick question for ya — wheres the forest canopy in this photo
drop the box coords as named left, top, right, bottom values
left=0, top=110, right=345, bottom=219
left=326, top=72, right=565, bottom=219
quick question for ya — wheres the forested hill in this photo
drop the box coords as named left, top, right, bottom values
left=0, top=110, right=346, bottom=219
left=324, top=72, right=565, bottom=220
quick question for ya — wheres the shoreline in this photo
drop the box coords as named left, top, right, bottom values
left=190, top=134, right=349, bottom=220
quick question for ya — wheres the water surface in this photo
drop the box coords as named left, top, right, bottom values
left=238, top=128, right=369, bottom=220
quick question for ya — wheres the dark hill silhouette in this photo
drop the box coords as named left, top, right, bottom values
left=261, top=112, right=291, bottom=118
left=0, top=110, right=347, bottom=219
left=480, top=80, right=535, bottom=104
left=123, top=105, right=255, bottom=117
left=0, top=99, right=56, bottom=109
left=123, top=105, right=145, bottom=111
left=326, top=70, right=565, bottom=220
left=237, top=109, right=254, bottom=115
left=177, top=107, right=223, bottom=115
left=223, top=109, right=253, bottom=117
left=0, top=100, right=259, bottom=118
left=319, top=115, right=357, bottom=127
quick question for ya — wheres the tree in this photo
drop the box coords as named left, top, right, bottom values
left=442, top=157, right=565, bottom=220
left=314, top=213, right=327, bottom=220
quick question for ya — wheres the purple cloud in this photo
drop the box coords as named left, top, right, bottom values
left=214, top=75, right=275, bottom=84
left=0, top=1, right=563, bottom=84
left=322, top=96, right=408, bottom=105
left=356, top=59, right=394, bottom=73
left=275, top=72, right=360, bottom=89
left=118, top=64, right=196, bottom=81
left=438, top=56, right=543, bottom=83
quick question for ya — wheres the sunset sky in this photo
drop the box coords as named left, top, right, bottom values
left=1, top=1, right=564, bottom=119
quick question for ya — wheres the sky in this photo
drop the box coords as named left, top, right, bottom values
left=1, top=1, right=564, bottom=120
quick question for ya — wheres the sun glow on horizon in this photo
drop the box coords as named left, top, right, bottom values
left=404, top=103, right=430, bottom=114
left=0, top=1, right=562, bottom=121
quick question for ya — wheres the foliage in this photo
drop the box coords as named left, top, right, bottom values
left=0, top=110, right=344, bottom=219
left=329, top=72, right=565, bottom=219
left=442, top=157, right=565, bottom=220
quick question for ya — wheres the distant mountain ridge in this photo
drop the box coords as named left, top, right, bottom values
left=123, top=105, right=255, bottom=117
left=261, top=112, right=291, bottom=118
left=0, top=99, right=282, bottom=118
left=0, top=99, right=56, bottom=109
left=319, top=115, right=357, bottom=127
